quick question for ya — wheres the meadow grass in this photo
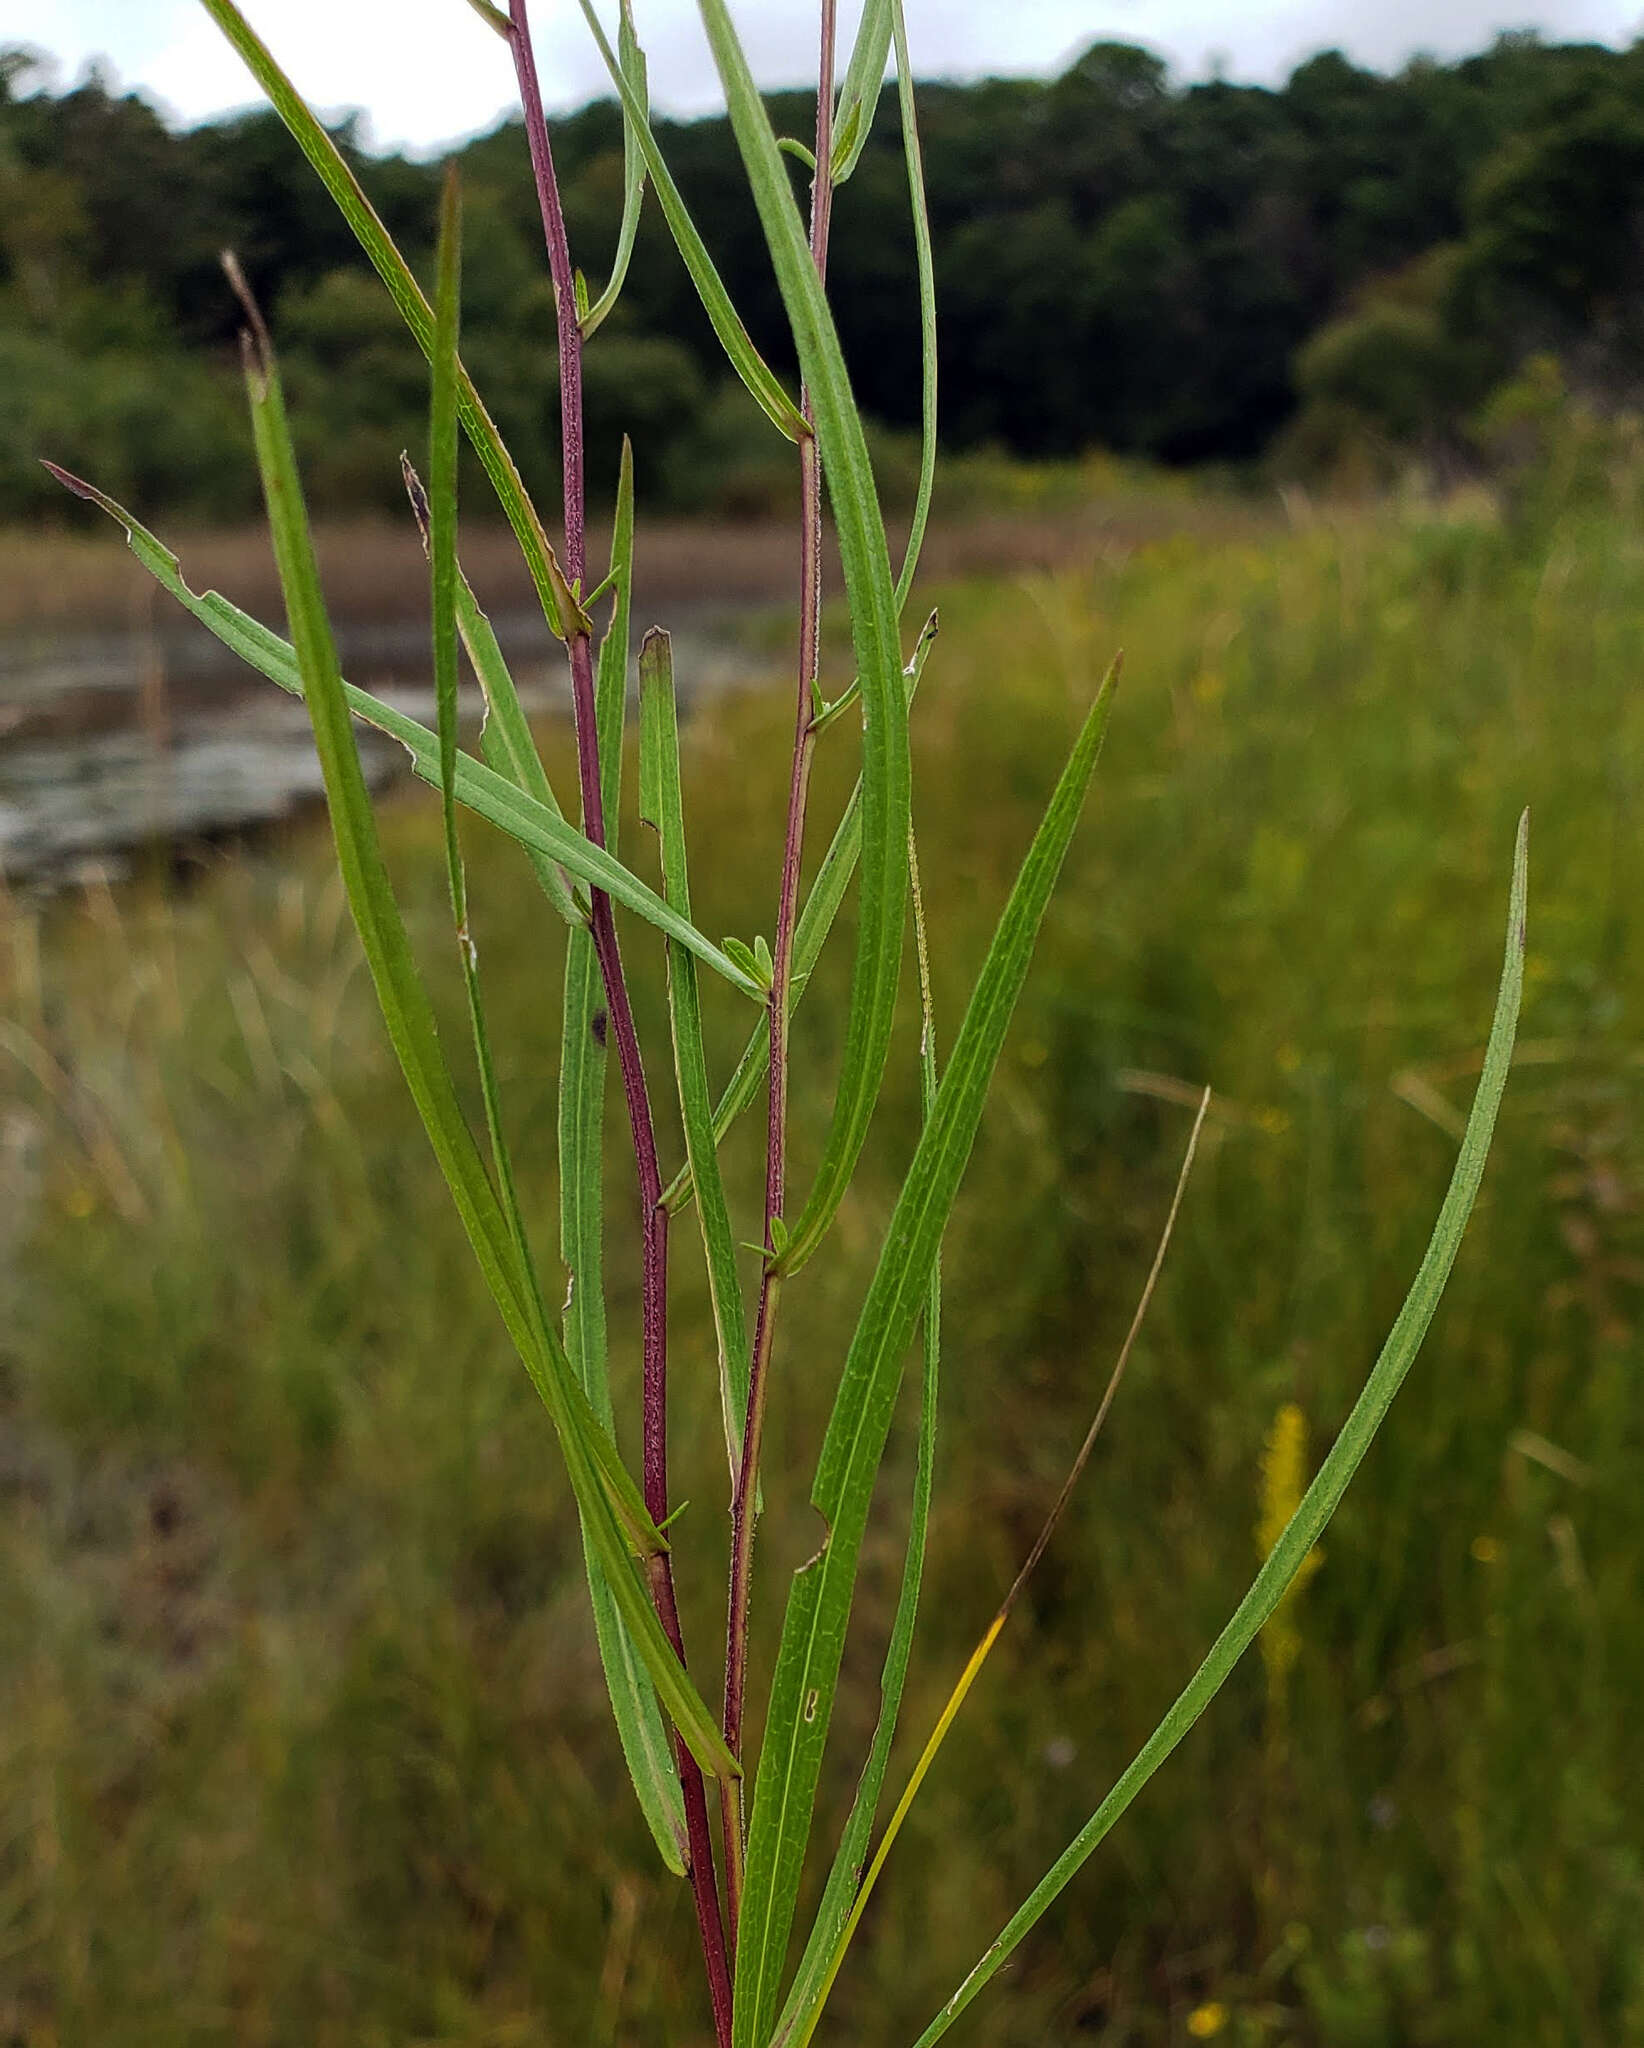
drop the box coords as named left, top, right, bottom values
left=3, top=459, right=1261, bottom=636
left=4, top=492, right=1638, bottom=2045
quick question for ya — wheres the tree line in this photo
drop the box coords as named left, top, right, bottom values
left=4, top=30, right=1643, bottom=522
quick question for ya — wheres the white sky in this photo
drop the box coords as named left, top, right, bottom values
left=8, top=1, right=1643, bottom=154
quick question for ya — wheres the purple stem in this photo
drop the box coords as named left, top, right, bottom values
left=721, top=0, right=839, bottom=1935
left=505, top=8, right=731, bottom=2042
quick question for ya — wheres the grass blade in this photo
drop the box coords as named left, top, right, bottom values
left=771, top=823, right=942, bottom=2048
left=198, top=0, right=578, bottom=639
left=734, top=661, right=1119, bottom=2048
left=694, top=0, right=912, bottom=1281
left=830, top=0, right=891, bottom=185
left=41, top=465, right=765, bottom=1005
left=638, top=627, right=753, bottom=1487
left=661, top=612, right=936, bottom=1215
left=557, top=445, right=690, bottom=1875
left=912, top=816, right=1529, bottom=2048
left=580, top=0, right=649, bottom=340
left=236, top=310, right=738, bottom=1791
left=574, top=0, right=806, bottom=441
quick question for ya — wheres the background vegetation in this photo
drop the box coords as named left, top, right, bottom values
left=5, top=468, right=1641, bottom=2042
left=9, top=30, right=1644, bottom=519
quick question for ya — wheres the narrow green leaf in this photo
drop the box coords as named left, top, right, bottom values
left=831, top=0, right=892, bottom=184
left=574, top=0, right=807, bottom=441
left=798, top=0, right=934, bottom=731
left=638, top=627, right=753, bottom=1489
left=458, top=563, right=583, bottom=926
left=40, top=465, right=765, bottom=1004
left=459, top=0, right=511, bottom=33
left=734, top=663, right=1119, bottom=2048
left=580, top=0, right=649, bottom=340
left=913, top=814, right=1529, bottom=2048
left=236, top=321, right=738, bottom=1791
left=722, top=936, right=771, bottom=992
left=427, top=171, right=558, bottom=1334
left=595, top=435, right=636, bottom=839
left=402, top=457, right=582, bottom=931
left=890, top=0, right=936, bottom=615
left=695, top=0, right=912, bottom=1280
left=796, top=1089, right=1210, bottom=2048
left=559, top=445, right=690, bottom=1876
left=772, top=823, right=942, bottom=2048
left=198, top=0, right=574, bottom=640
left=661, top=612, right=936, bottom=1215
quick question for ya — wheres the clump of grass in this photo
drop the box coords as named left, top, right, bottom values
left=22, top=4, right=1539, bottom=2045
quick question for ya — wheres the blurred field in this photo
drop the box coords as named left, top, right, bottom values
left=2, top=486, right=1641, bottom=2047
left=2, top=452, right=1253, bottom=633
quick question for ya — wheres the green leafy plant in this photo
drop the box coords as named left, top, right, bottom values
left=49, top=3, right=1527, bottom=2042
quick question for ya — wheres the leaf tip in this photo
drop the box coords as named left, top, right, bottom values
left=40, top=459, right=98, bottom=504
left=222, top=248, right=273, bottom=383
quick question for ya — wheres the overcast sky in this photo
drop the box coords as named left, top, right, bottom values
left=8, top=1, right=1642, bottom=154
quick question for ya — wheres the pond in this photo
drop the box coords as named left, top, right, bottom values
left=0, top=602, right=777, bottom=890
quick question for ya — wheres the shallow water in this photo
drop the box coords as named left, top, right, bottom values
left=0, top=604, right=776, bottom=889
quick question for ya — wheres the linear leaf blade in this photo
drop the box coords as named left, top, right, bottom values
left=574, top=0, right=806, bottom=440
left=772, top=822, right=942, bottom=2048
left=830, top=0, right=891, bottom=184
left=39, top=468, right=764, bottom=1005
left=198, top=0, right=575, bottom=638
left=734, top=663, right=1119, bottom=2048
left=580, top=0, right=649, bottom=339
left=559, top=444, right=690, bottom=1875
left=638, top=626, right=752, bottom=1485
left=695, top=0, right=913, bottom=1279
left=913, top=812, right=1529, bottom=2048
left=890, top=0, right=936, bottom=614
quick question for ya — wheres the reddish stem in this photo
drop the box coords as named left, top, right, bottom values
left=721, top=0, right=839, bottom=1934
left=506, top=8, right=731, bottom=2041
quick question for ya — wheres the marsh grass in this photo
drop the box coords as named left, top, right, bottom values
left=2, top=476, right=1267, bottom=637
left=7, top=497, right=1633, bottom=2042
